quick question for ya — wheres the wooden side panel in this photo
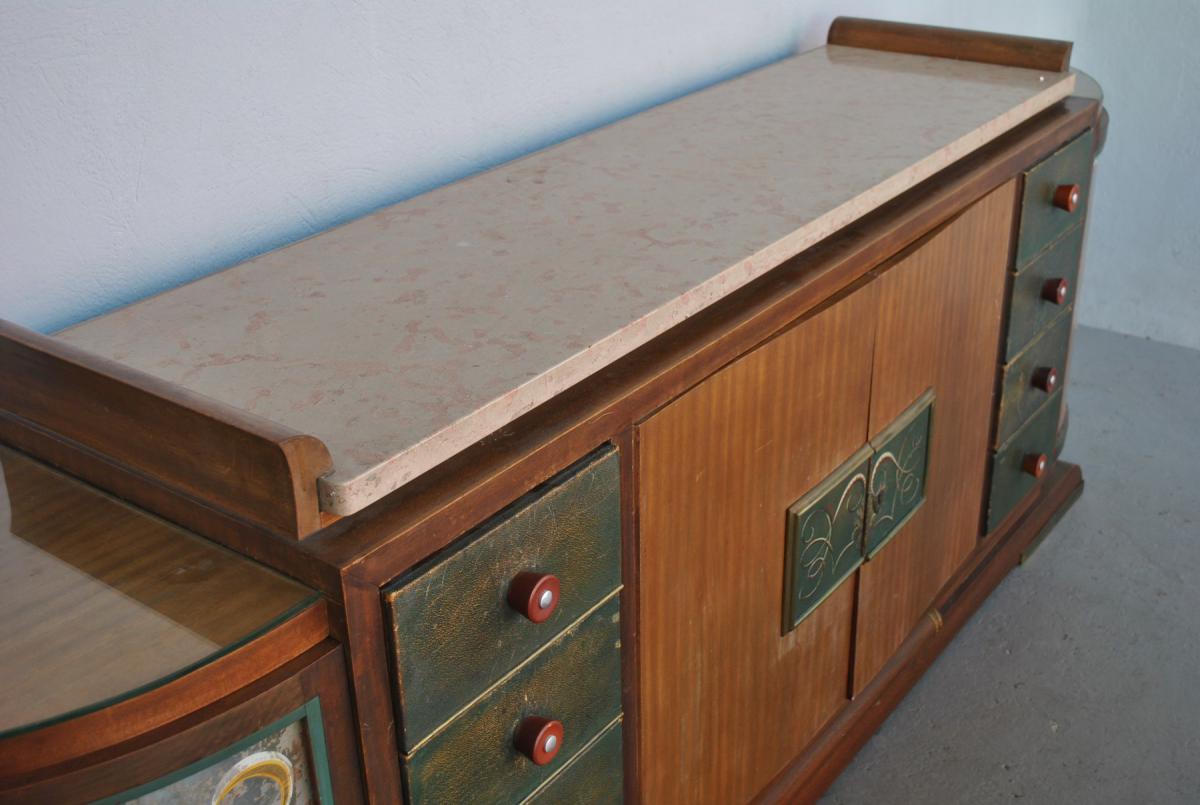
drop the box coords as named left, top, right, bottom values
left=636, top=284, right=877, bottom=803
left=0, top=321, right=331, bottom=538
left=852, top=180, right=1016, bottom=693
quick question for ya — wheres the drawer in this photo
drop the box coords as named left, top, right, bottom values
left=384, top=447, right=621, bottom=751
left=524, top=718, right=623, bottom=804
left=1005, top=224, right=1084, bottom=361
left=1016, top=129, right=1094, bottom=267
left=987, top=392, right=1063, bottom=533
left=995, top=311, right=1072, bottom=448
left=402, top=595, right=623, bottom=804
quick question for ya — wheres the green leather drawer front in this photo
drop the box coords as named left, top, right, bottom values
left=384, top=446, right=621, bottom=751
left=1016, top=129, right=1094, bottom=268
left=402, top=595, right=623, bottom=805
left=995, top=311, right=1073, bottom=448
left=987, top=392, right=1063, bottom=533
left=783, top=446, right=871, bottom=632
left=1006, top=223, right=1084, bottom=361
left=524, top=717, right=623, bottom=804
left=865, top=390, right=933, bottom=559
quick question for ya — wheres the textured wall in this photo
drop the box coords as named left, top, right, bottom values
left=1, top=2, right=1190, bottom=347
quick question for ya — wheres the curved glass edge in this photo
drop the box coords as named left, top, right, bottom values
left=0, top=592, right=321, bottom=742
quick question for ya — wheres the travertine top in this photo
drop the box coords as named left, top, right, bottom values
left=60, top=45, right=1076, bottom=515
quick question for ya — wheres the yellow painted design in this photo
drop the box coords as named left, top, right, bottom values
left=211, top=751, right=294, bottom=805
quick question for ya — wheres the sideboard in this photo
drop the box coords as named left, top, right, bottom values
left=0, top=18, right=1107, bottom=804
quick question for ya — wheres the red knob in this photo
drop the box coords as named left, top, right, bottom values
left=1053, top=183, right=1081, bottom=213
left=1032, top=366, right=1058, bottom=394
left=514, top=717, right=564, bottom=766
left=1042, top=278, right=1069, bottom=305
left=1022, top=453, right=1049, bottom=478
left=507, top=572, right=560, bottom=623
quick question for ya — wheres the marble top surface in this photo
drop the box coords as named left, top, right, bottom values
left=60, top=45, right=1076, bottom=515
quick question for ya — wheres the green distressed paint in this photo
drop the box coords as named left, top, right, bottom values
left=384, top=446, right=622, bottom=752
left=98, top=697, right=333, bottom=804
left=1016, top=129, right=1094, bottom=268
left=783, top=447, right=871, bottom=632
left=1005, top=223, right=1084, bottom=361
left=996, top=311, right=1072, bottom=447
left=987, top=391, right=1064, bottom=533
left=522, top=717, right=624, bottom=804
left=865, top=392, right=933, bottom=559
left=401, top=595, right=623, bottom=804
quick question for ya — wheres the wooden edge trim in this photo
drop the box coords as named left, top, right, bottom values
left=0, top=599, right=330, bottom=781
left=0, top=642, right=363, bottom=805
left=828, top=17, right=1073, bottom=73
left=0, top=321, right=332, bottom=538
left=338, top=574, right=405, bottom=800
left=753, top=462, right=1084, bottom=803
left=303, top=96, right=1098, bottom=584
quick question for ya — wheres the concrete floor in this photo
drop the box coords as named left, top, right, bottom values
left=821, top=326, right=1200, bottom=804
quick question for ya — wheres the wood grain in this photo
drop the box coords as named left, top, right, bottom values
left=0, top=321, right=332, bottom=538
left=636, top=283, right=877, bottom=803
left=851, top=179, right=1016, bottom=693
left=828, top=17, right=1073, bottom=73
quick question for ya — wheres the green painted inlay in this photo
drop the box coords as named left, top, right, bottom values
left=865, top=391, right=934, bottom=559
left=784, top=447, right=871, bottom=632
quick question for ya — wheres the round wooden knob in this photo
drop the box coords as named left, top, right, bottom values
left=1042, top=278, right=1069, bottom=305
left=507, top=572, right=560, bottom=623
left=514, top=717, right=564, bottom=765
left=1022, top=453, right=1049, bottom=478
left=1053, top=183, right=1081, bottom=213
left=1032, top=366, right=1058, bottom=394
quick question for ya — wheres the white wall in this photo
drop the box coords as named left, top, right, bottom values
left=2, top=1, right=1195, bottom=348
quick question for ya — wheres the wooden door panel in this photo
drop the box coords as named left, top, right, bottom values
left=853, top=179, right=1016, bottom=693
left=636, top=284, right=877, bottom=803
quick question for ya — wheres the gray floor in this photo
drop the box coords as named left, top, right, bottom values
left=821, top=326, right=1200, bottom=804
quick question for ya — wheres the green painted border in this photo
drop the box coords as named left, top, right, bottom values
left=96, top=696, right=334, bottom=804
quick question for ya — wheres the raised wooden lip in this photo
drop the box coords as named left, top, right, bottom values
left=829, top=17, right=1073, bottom=73
left=0, top=320, right=332, bottom=538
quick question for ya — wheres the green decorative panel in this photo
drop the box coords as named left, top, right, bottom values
left=865, top=391, right=934, bottom=559
left=101, top=699, right=333, bottom=805
left=524, top=718, right=623, bottom=804
left=384, top=446, right=621, bottom=751
left=996, top=311, right=1072, bottom=448
left=1016, top=129, right=1094, bottom=267
left=987, top=391, right=1063, bottom=533
left=1006, top=223, right=1084, bottom=361
left=783, top=447, right=871, bottom=632
left=402, top=595, right=623, bottom=805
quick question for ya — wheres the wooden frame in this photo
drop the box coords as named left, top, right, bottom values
left=828, top=17, right=1073, bottom=73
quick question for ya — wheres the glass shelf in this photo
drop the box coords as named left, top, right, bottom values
left=0, top=443, right=318, bottom=739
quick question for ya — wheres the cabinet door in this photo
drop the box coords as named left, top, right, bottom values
left=852, top=180, right=1016, bottom=692
left=636, top=284, right=877, bottom=803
